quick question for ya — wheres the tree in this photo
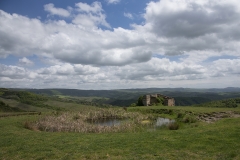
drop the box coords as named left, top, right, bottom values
left=156, top=97, right=164, bottom=106
left=137, top=96, right=144, bottom=106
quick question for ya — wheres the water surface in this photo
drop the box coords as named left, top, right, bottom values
left=155, top=117, right=175, bottom=127
left=88, top=118, right=123, bottom=126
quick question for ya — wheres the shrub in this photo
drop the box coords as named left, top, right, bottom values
left=168, top=123, right=179, bottom=130
left=156, top=97, right=164, bottom=105
left=24, top=121, right=32, bottom=130
left=130, top=103, right=136, bottom=107
left=137, top=96, right=144, bottom=106
left=182, top=115, right=197, bottom=123
left=177, top=112, right=185, bottom=118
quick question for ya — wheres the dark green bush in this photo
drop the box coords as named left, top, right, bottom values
left=182, top=115, right=197, bottom=123
left=168, top=123, right=179, bottom=130
left=177, top=112, right=185, bottom=118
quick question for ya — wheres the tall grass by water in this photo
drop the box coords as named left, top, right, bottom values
left=26, top=108, right=151, bottom=133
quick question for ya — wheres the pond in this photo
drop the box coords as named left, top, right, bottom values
left=88, top=118, right=123, bottom=126
left=155, top=117, right=175, bottom=127
left=88, top=117, right=175, bottom=128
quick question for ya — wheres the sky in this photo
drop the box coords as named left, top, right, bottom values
left=0, top=0, right=239, bottom=89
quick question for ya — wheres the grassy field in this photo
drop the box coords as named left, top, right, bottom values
left=44, top=100, right=96, bottom=111
left=0, top=97, right=51, bottom=112
left=128, top=105, right=240, bottom=114
left=1, top=105, right=240, bottom=160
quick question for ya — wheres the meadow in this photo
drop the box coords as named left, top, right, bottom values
left=1, top=106, right=240, bottom=159
left=1, top=89, right=240, bottom=159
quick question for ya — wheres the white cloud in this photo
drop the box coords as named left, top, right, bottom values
left=124, top=12, right=133, bottom=19
left=142, top=0, right=240, bottom=57
left=0, top=0, right=240, bottom=89
left=38, top=63, right=99, bottom=75
left=75, top=1, right=103, bottom=13
left=74, top=2, right=111, bottom=28
left=44, top=3, right=70, bottom=17
left=0, top=9, right=152, bottom=66
left=0, top=64, right=37, bottom=80
left=114, top=57, right=207, bottom=81
left=106, top=0, right=121, bottom=4
left=211, top=59, right=240, bottom=76
left=1, top=57, right=239, bottom=89
left=18, top=57, right=34, bottom=66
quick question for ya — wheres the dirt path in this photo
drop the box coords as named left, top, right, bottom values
left=197, top=111, right=240, bottom=123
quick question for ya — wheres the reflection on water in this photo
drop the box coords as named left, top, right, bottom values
left=88, top=119, right=122, bottom=126
left=155, top=118, right=175, bottom=127
left=88, top=117, right=175, bottom=128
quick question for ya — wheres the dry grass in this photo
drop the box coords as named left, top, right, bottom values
left=27, top=108, right=150, bottom=133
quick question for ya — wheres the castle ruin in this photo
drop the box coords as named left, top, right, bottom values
left=142, top=94, right=175, bottom=106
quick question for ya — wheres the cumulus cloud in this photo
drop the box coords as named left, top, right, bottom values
left=106, top=0, right=121, bottom=4
left=0, top=8, right=153, bottom=66
left=1, top=57, right=239, bottom=88
left=210, top=59, right=240, bottom=76
left=124, top=12, right=133, bottom=19
left=38, top=63, right=99, bottom=75
left=74, top=2, right=111, bottom=28
left=114, top=58, right=207, bottom=81
left=144, top=0, right=240, bottom=38
left=142, top=0, right=240, bottom=56
left=18, top=57, right=34, bottom=66
left=44, top=3, right=70, bottom=17
left=0, top=0, right=240, bottom=88
left=0, top=64, right=37, bottom=79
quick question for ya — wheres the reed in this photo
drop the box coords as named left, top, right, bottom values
left=27, top=108, right=150, bottom=133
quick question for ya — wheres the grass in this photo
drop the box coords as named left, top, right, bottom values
left=44, top=100, right=95, bottom=111
left=1, top=88, right=239, bottom=158
left=129, top=106, right=240, bottom=114
left=26, top=108, right=150, bottom=133
left=56, top=95, right=109, bottom=101
left=0, top=113, right=240, bottom=159
left=0, top=97, right=51, bottom=112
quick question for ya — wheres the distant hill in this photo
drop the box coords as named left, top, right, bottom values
left=17, top=88, right=240, bottom=106
left=0, top=88, right=65, bottom=111
left=194, top=98, right=240, bottom=108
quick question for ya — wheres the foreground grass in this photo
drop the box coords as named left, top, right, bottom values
left=0, top=112, right=240, bottom=159
left=128, top=106, right=240, bottom=114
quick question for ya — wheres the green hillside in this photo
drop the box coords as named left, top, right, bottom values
left=195, top=98, right=240, bottom=108
left=23, top=88, right=240, bottom=106
left=0, top=100, right=24, bottom=112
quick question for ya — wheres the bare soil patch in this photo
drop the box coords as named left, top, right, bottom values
left=197, top=111, right=240, bottom=123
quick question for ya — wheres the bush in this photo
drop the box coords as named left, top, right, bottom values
left=24, top=121, right=32, bottom=130
left=168, top=123, right=179, bottom=130
left=130, top=103, right=137, bottom=107
left=177, top=112, right=185, bottom=118
left=137, top=96, right=144, bottom=106
left=182, top=115, right=197, bottom=123
left=156, top=97, right=164, bottom=105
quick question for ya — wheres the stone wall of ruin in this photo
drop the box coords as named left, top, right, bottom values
left=142, top=94, right=175, bottom=106
left=142, top=95, right=151, bottom=106
left=167, top=98, right=175, bottom=106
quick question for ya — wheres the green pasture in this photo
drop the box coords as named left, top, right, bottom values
left=129, top=105, right=240, bottom=114
left=44, top=100, right=96, bottom=111
left=1, top=106, right=240, bottom=160
left=0, top=97, right=51, bottom=112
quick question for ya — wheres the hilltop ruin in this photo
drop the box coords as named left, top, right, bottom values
left=142, top=94, right=175, bottom=106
